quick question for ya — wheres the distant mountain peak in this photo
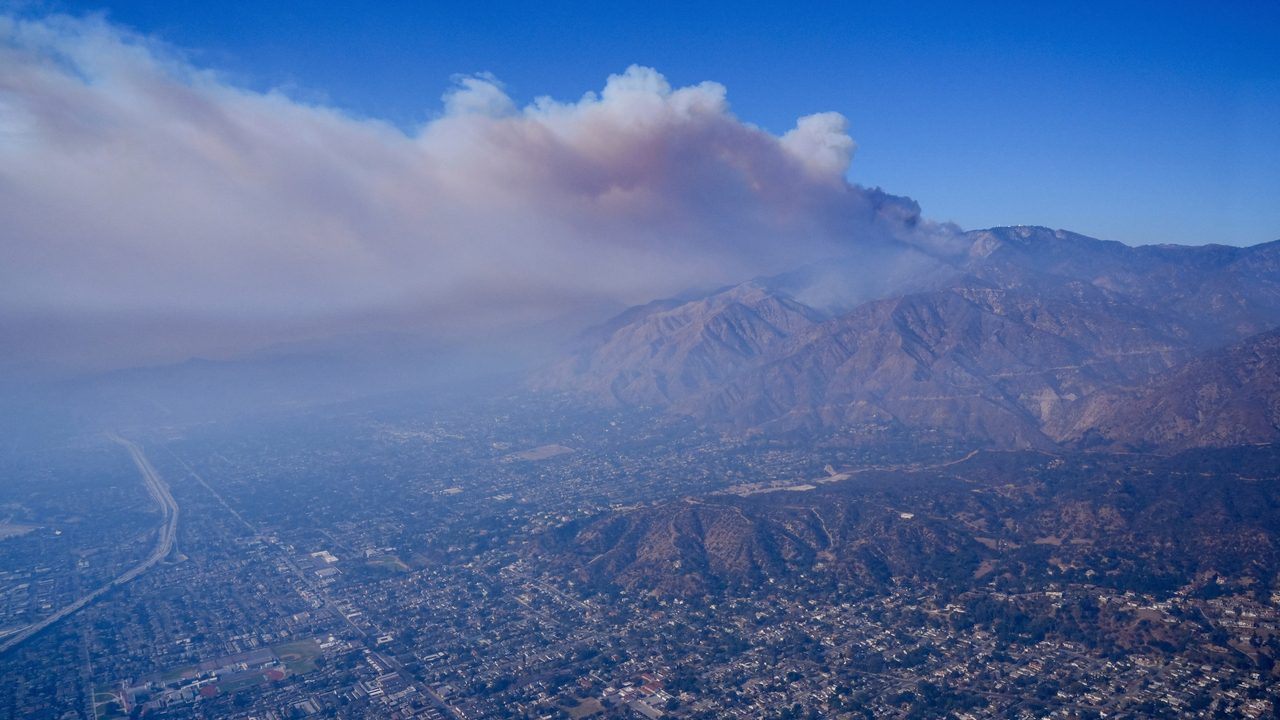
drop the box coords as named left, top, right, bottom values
left=539, top=229, right=1280, bottom=450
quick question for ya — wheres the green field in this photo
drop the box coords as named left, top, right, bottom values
left=157, top=663, right=199, bottom=683
left=92, top=688, right=127, bottom=718
left=567, top=698, right=604, bottom=719
left=219, top=673, right=266, bottom=694
left=367, top=555, right=410, bottom=572
left=273, top=638, right=323, bottom=674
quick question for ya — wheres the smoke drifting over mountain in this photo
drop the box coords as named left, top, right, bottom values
left=0, top=13, right=938, bottom=372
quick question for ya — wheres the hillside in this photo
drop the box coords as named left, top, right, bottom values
left=1077, top=329, right=1280, bottom=450
left=530, top=448, right=1280, bottom=598
left=539, top=227, right=1280, bottom=449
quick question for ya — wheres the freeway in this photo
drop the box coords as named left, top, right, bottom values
left=0, top=435, right=178, bottom=654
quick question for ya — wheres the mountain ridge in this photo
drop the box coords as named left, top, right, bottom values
left=537, top=227, right=1280, bottom=450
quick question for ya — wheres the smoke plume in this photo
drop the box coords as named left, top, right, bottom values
left=0, top=13, right=938, bottom=372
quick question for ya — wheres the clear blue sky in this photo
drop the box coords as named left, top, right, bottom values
left=49, top=0, right=1280, bottom=246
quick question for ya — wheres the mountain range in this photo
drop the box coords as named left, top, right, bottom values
left=531, top=447, right=1280, bottom=598
left=539, top=226, right=1280, bottom=451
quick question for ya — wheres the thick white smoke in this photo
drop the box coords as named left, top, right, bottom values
left=0, top=13, right=930, bottom=371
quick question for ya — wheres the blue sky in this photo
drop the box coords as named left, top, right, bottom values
left=2, top=1, right=1279, bottom=371
left=47, top=0, right=1280, bottom=247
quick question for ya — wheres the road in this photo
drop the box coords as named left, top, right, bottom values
left=108, top=435, right=179, bottom=584
left=0, top=435, right=178, bottom=655
left=165, top=448, right=467, bottom=719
